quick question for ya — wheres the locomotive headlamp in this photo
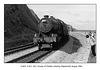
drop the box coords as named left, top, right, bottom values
left=40, top=38, right=43, bottom=41
left=50, top=44, right=52, bottom=46
left=34, top=34, right=37, bottom=37
left=53, top=38, right=56, bottom=42
left=51, top=34, right=54, bottom=37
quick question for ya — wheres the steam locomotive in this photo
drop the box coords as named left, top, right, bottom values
left=33, top=15, right=69, bottom=50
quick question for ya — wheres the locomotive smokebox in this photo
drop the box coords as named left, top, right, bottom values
left=38, top=15, right=69, bottom=37
left=38, top=17, right=53, bottom=33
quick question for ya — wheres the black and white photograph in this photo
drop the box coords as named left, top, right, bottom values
left=4, top=4, right=96, bottom=63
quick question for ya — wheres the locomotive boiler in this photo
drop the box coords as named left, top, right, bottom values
left=33, top=15, right=69, bottom=50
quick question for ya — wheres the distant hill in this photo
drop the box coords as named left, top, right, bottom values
left=76, top=30, right=96, bottom=32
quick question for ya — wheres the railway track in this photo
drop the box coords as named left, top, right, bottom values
left=16, top=50, right=52, bottom=63
left=4, top=43, right=52, bottom=63
left=4, top=43, right=35, bottom=55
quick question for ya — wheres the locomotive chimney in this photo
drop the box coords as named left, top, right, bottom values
left=44, top=15, right=49, bottom=18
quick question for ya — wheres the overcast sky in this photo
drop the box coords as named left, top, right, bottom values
left=27, top=4, right=96, bottom=30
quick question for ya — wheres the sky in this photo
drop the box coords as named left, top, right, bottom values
left=27, top=4, right=96, bottom=30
